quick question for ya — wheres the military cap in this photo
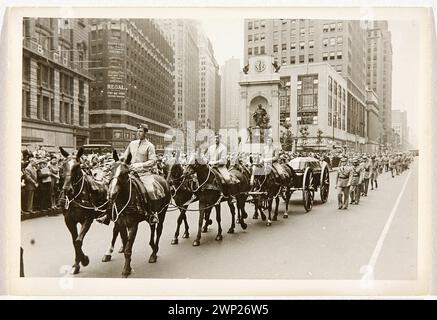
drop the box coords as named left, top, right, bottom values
left=137, top=123, right=149, bottom=133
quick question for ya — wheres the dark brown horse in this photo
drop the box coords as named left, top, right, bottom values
left=183, top=154, right=249, bottom=246
left=107, top=151, right=171, bottom=277
left=164, top=157, right=195, bottom=245
left=250, top=161, right=296, bottom=226
left=59, top=147, right=108, bottom=274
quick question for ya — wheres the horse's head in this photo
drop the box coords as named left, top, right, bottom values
left=165, top=154, right=185, bottom=186
left=108, top=150, right=132, bottom=202
left=60, top=147, right=83, bottom=196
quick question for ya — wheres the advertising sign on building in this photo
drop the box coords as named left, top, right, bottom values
left=106, top=40, right=126, bottom=99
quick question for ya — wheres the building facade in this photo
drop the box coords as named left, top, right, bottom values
left=220, top=57, right=241, bottom=129
left=366, top=21, right=393, bottom=147
left=88, top=19, right=174, bottom=151
left=22, top=18, right=92, bottom=151
left=243, top=19, right=369, bottom=151
left=156, top=19, right=200, bottom=130
left=198, top=29, right=221, bottom=131
left=392, top=109, right=408, bottom=150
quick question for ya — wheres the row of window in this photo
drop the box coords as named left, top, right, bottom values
left=322, top=51, right=343, bottom=61
left=22, top=90, right=85, bottom=126
left=323, top=22, right=343, bottom=33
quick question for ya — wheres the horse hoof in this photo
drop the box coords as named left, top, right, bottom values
left=261, top=215, right=266, bottom=222
left=182, top=233, right=189, bottom=239
left=272, top=216, right=277, bottom=221
left=102, top=255, right=111, bottom=262
left=70, top=265, right=80, bottom=275
left=207, top=219, right=213, bottom=226
left=81, top=255, right=90, bottom=267
left=118, top=246, right=124, bottom=253
left=283, top=214, right=288, bottom=219
left=266, top=221, right=272, bottom=227
left=148, top=255, right=157, bottom=263
left=227, top=228, right=234, bottom=234
left=241, top=222, right=248, bottom=230
left=242, top=212, right=248, bottom=219
left=171, top=239, right=178, bottom=245
left=215, top=235, right=223, bottom=241
left=193, top=240, right=200, bottom=247
left=202, top=227, right=208, bottom=233
left=252, top=214, right=258, bottom=220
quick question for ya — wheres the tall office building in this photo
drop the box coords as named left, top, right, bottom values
left=88, top=19, right=174, bottom=151
left=366, top=21, right=393, bottom=146
left=156, top=19, right=200, bottom=130
left=392, top=109, right=408, bottom=149
left=198, top=29, right=220, bottom=131
left=220, top=57, right=241, bottom=129
left=22, top=18, right=92, bottom=150
left=243, top=19, right=369, bottom=150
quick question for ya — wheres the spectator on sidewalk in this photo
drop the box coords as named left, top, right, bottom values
left=23, top=158, right=39, bottom=214
left=36, top=158, right=52, bottom=214
left=48, top=156, right=60, bottom=213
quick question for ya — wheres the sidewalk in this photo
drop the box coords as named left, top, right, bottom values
left=21, top=208, right=62, bottom=221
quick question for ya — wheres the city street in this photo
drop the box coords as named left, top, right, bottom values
left=21, top=159, right=418, bottom=280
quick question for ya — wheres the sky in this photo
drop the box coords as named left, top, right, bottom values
left=199, top=18, right=421, bottom=147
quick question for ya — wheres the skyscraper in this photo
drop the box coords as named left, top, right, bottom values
left=22, top=18, right=92, bottom=150
left=366, top=21, right=393, bottom=146
left=198, top=28, right=220, bottom=131
left=88, top=19, right=174, bottom=151
left=156, top=19, right=200, bottom=130
left=220, top=57, right=241, bottom=129
left=392, top=109, right=408, bottom=150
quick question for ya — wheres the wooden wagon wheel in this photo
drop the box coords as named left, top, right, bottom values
left=302, top=167, right=314, bottom=212
left=319, top=163, right=330, bottom=203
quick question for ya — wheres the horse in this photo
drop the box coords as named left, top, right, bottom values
left=250, top=159, right=296, bottom=226
left=58, top=147, right=109, bottom=275
left=183, top=154, right=248, bottom=246
left=164, top=156, right=195, bottom=245
left=107, top=151, right=171, bottom=277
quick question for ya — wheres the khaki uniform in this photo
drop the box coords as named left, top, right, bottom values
left=350, top=165, right=362, bottom=204
left=205, top=143, right=235, bottom=184
left=336, top=165, right=351, bottom=209
left=124, top=139, right=165, bottom=201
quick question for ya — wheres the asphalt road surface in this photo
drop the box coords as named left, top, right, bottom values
left=21, top=160, right=418, bottom=280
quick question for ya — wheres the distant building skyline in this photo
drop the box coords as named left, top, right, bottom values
left=220, top=57, right=241, bottom=129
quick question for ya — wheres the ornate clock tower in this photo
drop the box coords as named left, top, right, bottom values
left=239, top=55, right=281, bottom=147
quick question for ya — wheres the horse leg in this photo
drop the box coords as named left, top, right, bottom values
left=252, top=197, right=259, bottom=219
left=215, top=204, right=223, bottom=241
left=182, top=206, right=190, bottom=238
left=266, top=199, right=272, bottom=226
left=193, top=205, right=205, bottom=247
left=227, top=200, right=236, bottom=234
left=238, top=196, right=248, bottom=230
left=148, top=222, right=157, bottom=263
left=272, top=196, right=280, bottom=221
left=202, top=207, right=212, bottom=233
left=149, top=211, right=166, bottom=263
left=65, top=216, right=80, bottom=275
left=284, top=189, right=291, bottom=219
left=122, top=223, right=138, bottom=278
left=119, top=224, right=128, bottom=253
left=171, top=208, right=185, bottom=245
left=76, top=218, right=93, bottom=267
left=102, top=224, right=119, bottom=262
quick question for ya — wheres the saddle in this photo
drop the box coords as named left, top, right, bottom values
left=130, top=172, right=167, bottom=203
left=84, top=174, right=108, bottom=206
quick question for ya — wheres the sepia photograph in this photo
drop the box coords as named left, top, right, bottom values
left=0, top=4, right=434, bottom=297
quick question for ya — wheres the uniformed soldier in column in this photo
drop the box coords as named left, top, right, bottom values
left=335, top=157, right=351, bottom=210
left=350, top=158, right=363, bottom=205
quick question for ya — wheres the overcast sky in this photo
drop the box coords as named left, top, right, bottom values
left=199, top=18, right=421, bottom=147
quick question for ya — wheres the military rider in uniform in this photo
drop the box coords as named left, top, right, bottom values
left=204, top=133, right=238, bottom=195
left=98, top=123, right=159, bottom=225
left=261, top=136, right=287, bottom=181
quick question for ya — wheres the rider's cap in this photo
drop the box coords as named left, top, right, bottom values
left=137, top=123, right=149, bottom=133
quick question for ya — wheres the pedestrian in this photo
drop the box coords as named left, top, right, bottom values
left=349, top=158, right=362, bottom=205
left=37, top=158, right=52, bottom=214
left=370, top=155, right=379, bottom=190
left=335, top=157, right=351, bottom=210
left=22, top=158, right=39, bottom=214
left=48, top=155, right=60, bottom=213
left=389, top=155, right=396, bottom=178
left=361, top=155, right=371, bottom=196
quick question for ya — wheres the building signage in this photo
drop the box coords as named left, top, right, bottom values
left=107, top=83, right=126, bottom=98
